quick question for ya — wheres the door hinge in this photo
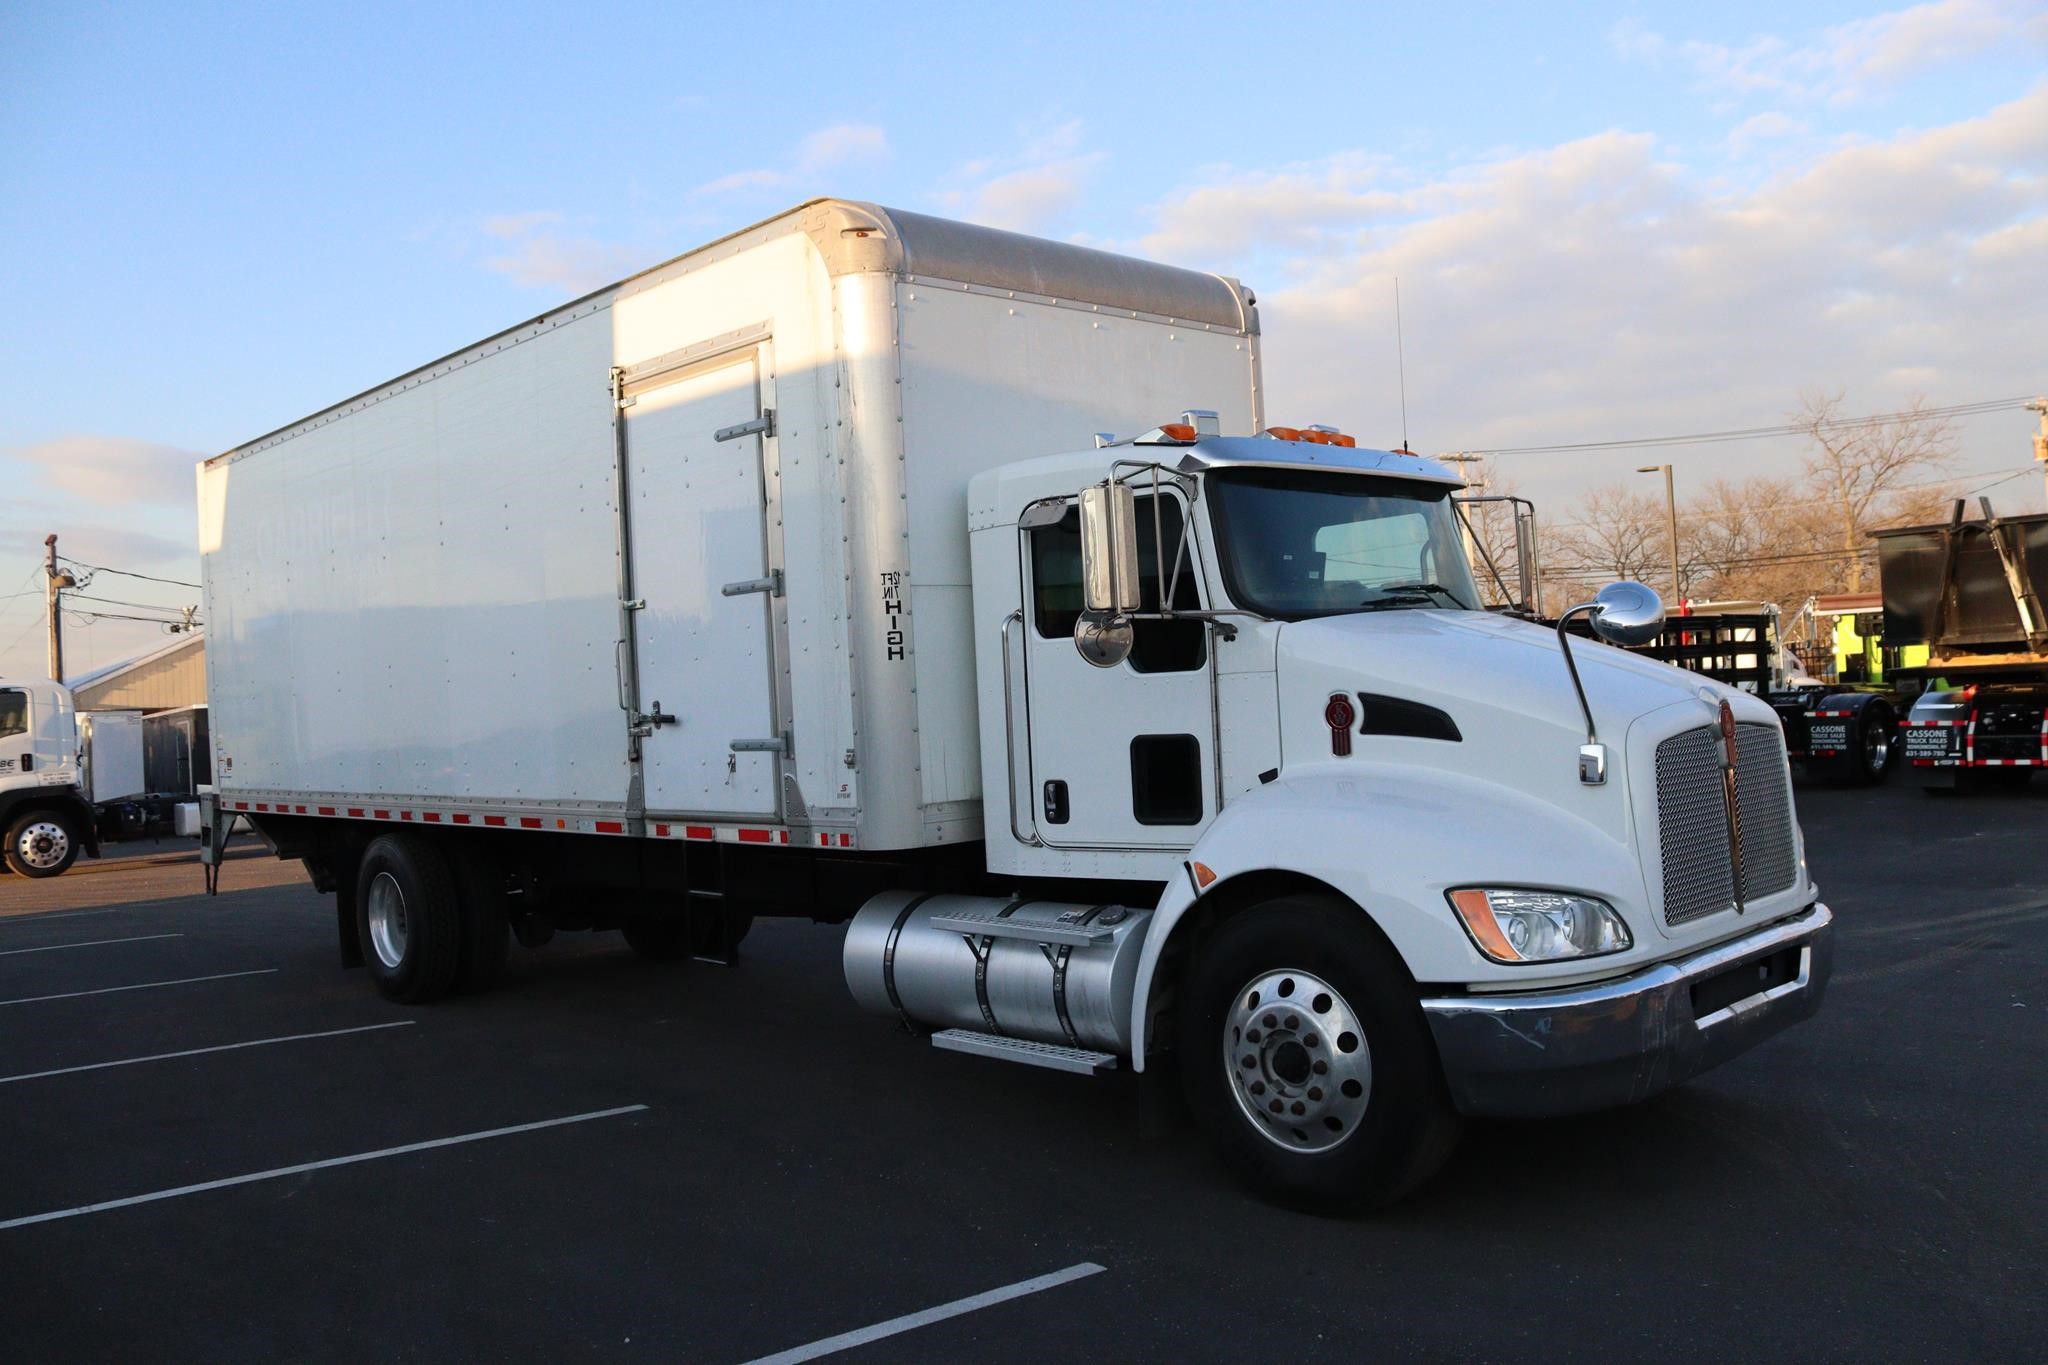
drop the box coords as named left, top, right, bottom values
left=721, top=569, right=784, bottom=598
left=714, top=409, right=775, bottom=442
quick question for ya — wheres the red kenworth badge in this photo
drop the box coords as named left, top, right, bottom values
left=1326, top=694, right=1357, bottom=756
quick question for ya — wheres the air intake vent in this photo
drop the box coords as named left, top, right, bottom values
left=1655, top=722, right=1798, bottom=927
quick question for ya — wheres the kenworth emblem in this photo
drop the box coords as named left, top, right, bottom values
left=1325, top=694, right=1357, bottom=757
left=1718, top=698, right=1748, bottom=913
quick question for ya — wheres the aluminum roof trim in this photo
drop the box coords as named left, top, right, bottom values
left=867, top=205, right=1253, bottom=333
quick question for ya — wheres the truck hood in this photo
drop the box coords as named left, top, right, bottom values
left=1273, top=608, right=1777, bottom=845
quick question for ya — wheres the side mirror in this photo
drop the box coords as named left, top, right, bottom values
left=1079, top=480, right=1141, bottom=614
left=1587, top=580, right=1665, bottom=646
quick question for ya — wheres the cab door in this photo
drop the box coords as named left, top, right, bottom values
left=1021, top=492, right=1216, bottom=848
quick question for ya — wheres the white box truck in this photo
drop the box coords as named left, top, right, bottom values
left=200, top=200, right=1833, bottom=1208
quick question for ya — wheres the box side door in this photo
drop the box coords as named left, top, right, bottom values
left=625, top=345, right=785, bottom=819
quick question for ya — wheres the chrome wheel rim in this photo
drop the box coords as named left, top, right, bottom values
left=1224, top=968, right=1371, bottom=1154
left=366, top=872, right=410, bottom=970
left=16, top=821, right=70, bottom=871
left=1864, top=720, right=1890, bottom=773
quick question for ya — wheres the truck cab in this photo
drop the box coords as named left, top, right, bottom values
left=856, top=415, right=1835, bottom=1204
left=0, top=679, right=98, bottom=877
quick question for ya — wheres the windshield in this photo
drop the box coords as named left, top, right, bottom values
left=1207, top=468, right=1481, bottom=620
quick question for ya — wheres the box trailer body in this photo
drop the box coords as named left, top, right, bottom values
left=200, top=201, right=1260, bottom=854
left=201, top=201, right=1833, bottom=1210
left=78, top=711, right=147, bottom=805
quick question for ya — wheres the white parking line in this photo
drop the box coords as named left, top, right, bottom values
left=0, top=1104, right=650, bottom=1231
left=741, top=1262, right=1108, bottom=1365
left=0, top=933, right=184, bottom=958
left=0, top=968, right=276, bottom=1007
left=0, top=1021, right=415, bottom=1086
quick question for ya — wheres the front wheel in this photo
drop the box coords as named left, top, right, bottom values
left=5, top=810, right=82, bottom=878
left=1176, top=895, right=1459, bottom=1213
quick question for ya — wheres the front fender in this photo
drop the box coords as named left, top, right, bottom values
left=1127, top=764, right=1647, bottom=1069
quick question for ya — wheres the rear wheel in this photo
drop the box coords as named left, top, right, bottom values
left=5, top=810, right=81, bottom=878
left=355, top=834, right=462, bottom=1003
left=1851, top=702, right=1895, bottom=784
left=1176, top=895, right=1459, bottom=1213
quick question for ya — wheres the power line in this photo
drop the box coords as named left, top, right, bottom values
left=64, top=609, right=203, bottom=629
left=1462, top=395, right=2032, bottom=457
left=56, top=556, right=201, bottom=590
left=1547, top=462, right=2037, bottom=531
left=66, top=592, right=198, bottom=615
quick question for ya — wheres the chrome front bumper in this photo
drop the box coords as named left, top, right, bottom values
left=1420, top=903, right=1833, bottom=1118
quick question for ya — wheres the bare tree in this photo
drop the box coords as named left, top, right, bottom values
left=1547, top=483, right=1674, bottom=603
left=1795, top=391, right=1957, bottom=591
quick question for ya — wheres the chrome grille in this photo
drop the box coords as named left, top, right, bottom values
left=1733, top=722, right=1798, bottom=901
left=1655, top=721, right=1798, bottom=927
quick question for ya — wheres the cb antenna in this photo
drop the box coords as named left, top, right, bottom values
left=1394, top=277, right=1410, bottom=452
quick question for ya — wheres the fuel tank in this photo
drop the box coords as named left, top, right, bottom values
left=843, top=892, right=1152, bottom=1054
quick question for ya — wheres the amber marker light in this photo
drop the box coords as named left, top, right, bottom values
left=1448, top=887, right=1523, bottom=963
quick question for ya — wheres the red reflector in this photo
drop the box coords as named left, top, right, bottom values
left=483, top=815, right=507, bottom=827
left=686, top=825, right=715, bottom=840
left=520, top=817, right=542, bottom=829
left=423, top=812, right=441, bottom=823
left=348, top=807, right=366, bottom=817
left=737, top=828, right=772, bottom=843
left=595, top=820, right=624, bottom=834
left=453, top=813, right=471, bottom=825
left=318, top=806, right=337, bottom=816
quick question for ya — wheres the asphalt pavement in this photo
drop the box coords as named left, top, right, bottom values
left=0, top=779, right=2042, bottom=1361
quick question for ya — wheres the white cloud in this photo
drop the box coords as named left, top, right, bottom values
left=1612, top=1, right=2046, bottom=106
left=1726, top=111, right=1810, bottom=156
left=1131, top=87, right=2048, bottom=501
left=481, top=229, right=644, bottom=294
left=932, top=118, right=1107, bottom=234
left=695, top=121, right=890, bottom=196
left=10, top=436, right=203, bottom=507
left=794, top=123, right=889, bottom=175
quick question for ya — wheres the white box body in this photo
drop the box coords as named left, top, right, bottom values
left=200, top=201, right=1261, bottom=851
left=78, top=711, right=146, bottom=805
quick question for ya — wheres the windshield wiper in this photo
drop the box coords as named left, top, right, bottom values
left=1361, top=581, right=1469, bottom=610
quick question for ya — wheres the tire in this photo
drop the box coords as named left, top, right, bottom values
left=5, top=810, right=82, bottom=878
left=1849, top=702, right=1895, bottom=785
left=354, top=834, right=462, bottom=1003
left=1176, top=895, right=1460, bottom=1213
left=448, top=845, right=509, bottom=993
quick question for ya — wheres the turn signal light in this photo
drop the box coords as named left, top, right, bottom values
left=1156, top=422, right=1197, bottom=442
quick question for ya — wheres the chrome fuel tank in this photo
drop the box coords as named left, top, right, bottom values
left=843, top=892, right=1152, bottom=1054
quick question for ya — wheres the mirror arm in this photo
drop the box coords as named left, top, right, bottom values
left=1454, top=500, right=1519, bottom=611
left=1555, top=601, right=1606, bottom=784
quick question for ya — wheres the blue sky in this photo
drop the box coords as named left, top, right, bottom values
left=3, top=0, right=2045, bottom=675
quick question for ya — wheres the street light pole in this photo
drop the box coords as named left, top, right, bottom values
left=1637, top=464, right=1680, bottom=606
left=2027, top=398, right=2048, bottom=512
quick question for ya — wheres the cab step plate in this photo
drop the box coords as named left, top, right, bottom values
left=931, top=1029, right=1118, bottom=1075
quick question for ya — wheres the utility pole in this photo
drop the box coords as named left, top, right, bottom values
left=43, top=534, right=77, bottom=683
left=2028, top=398, right=2048, bottom=512
left=1637, top=464, right=1681, bottom=606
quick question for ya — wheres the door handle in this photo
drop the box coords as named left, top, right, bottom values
left=721, top=570, right=784, bottom=598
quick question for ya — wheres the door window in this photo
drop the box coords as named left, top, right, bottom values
left=0, top=690, right=25, bottom=740
left=1028, top=496, right=1205, bottom=672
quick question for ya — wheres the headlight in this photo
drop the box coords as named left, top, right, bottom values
left=1446, top=888, right=1632, bottom=964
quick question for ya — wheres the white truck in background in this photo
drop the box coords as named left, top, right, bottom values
left=199, top=200, right=1834, bottom=1209
left=0, top=683, right=193, bottom=876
